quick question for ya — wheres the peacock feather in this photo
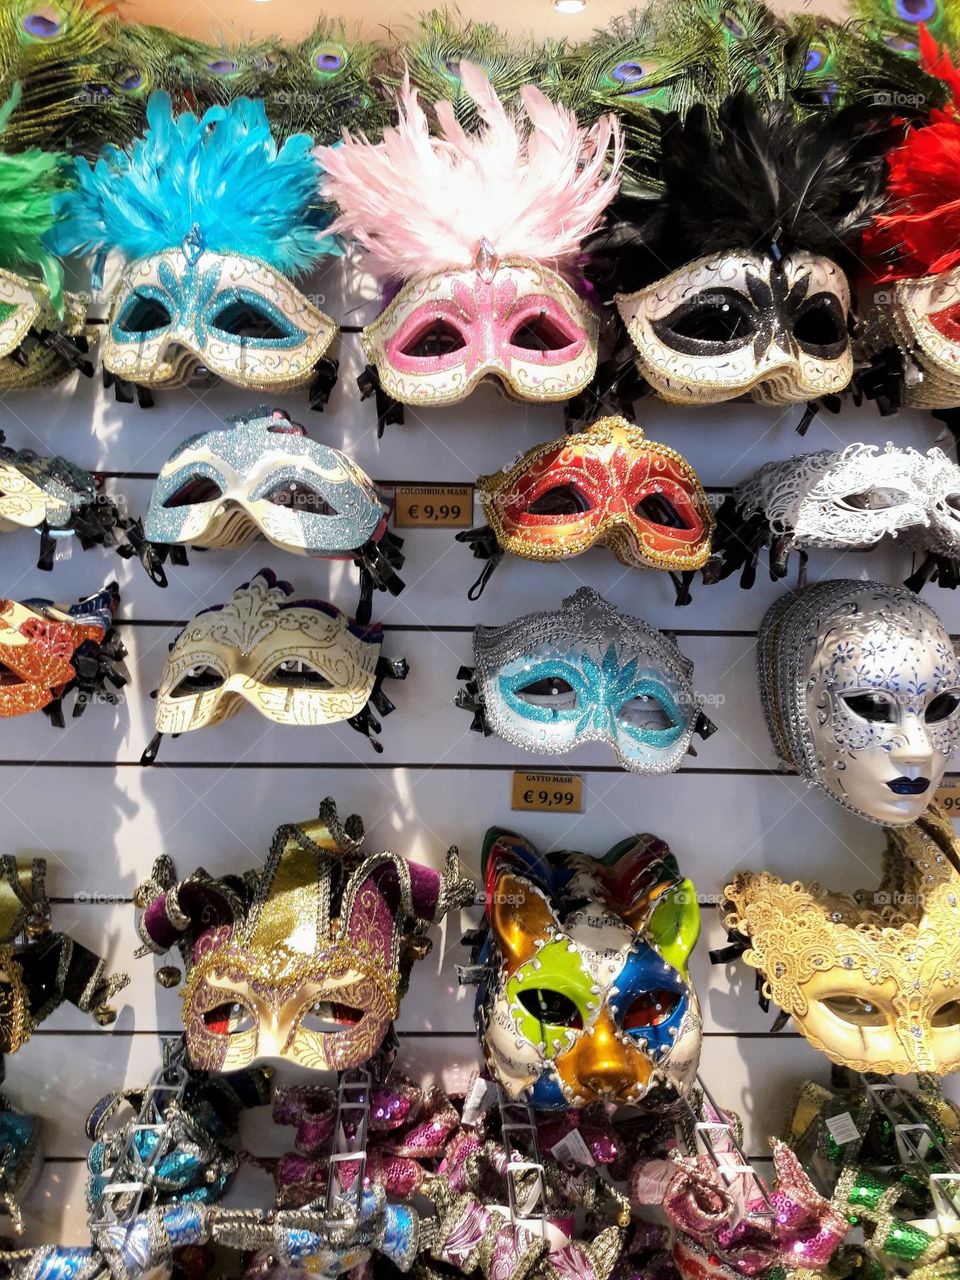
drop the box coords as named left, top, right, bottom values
left=0, top=0, right=115, bottom=152
left=852, top=0, right=958, bottom=60
left=50, top=91, right=341, bottom=277
left=392, top=7, right=555, bottom=128
left=239, top=18, right=388, bottom=145
left=0, top=84, right=64, bottom=309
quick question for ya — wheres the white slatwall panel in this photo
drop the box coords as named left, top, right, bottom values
left=4, top=250, right=958, bottom=1247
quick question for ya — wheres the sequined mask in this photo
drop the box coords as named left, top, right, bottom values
left=0, top=277, right=92, bottom=391
left=104, top=240, right=336, bottom=395
left=0, top=585, right=125, bottom=723
left=758, top=580, right=960, bottom=824
left=867, top=266, right=960, bottom=410
left=361, top=244, right=600, bottom=410
left=458, top=587, right=714, bottom=773
left=469, top=826, right=701, bottom=1108
left=616, top=252, right=852, bottom=406
left=136, top=800, right=472, bottom=1073
left=722, top=803, right=960, bottom=1075
left=458, top=415, right=713, bottom=598
left=136, top=407, right=404, bottom=603
left=144, top=569, right=407, bottom=762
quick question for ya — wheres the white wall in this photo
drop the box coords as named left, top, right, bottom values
left=7, top=251, right=958, bottom=1246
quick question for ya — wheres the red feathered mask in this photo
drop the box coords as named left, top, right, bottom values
left=865, top=27, right=960, bottom=281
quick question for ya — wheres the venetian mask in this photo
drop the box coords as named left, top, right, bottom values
left=316, top=63, right=620, bottom=424
left=595, top=95, right=888, bottom=409
left=616, top=251, right=852, bottom=406
left=144, top=569, right=407, bottom=762
left=459, top=415, right=713, bottom=599
left=0, top=584, right=125, bottom=723
left=758, top=580, right=960, bottom=825
left=0, top=432, right=126, bottom=570
left=709, top=443, right=960, bottom=589
left=135, top=407, right=404, bottom=605
left=51, top=91, right=340, bottom=404
left=722, top=802, right=960, bottom=1075
left=136, top=799, right=472, bottom=1073
left=470, top=826, right=701, bottom=1108
left=458, top=587, right=714, bottom=773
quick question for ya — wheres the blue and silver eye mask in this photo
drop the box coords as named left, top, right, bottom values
left=127, top=408, right=404, bottom=609
left=458, top=587, right=715, bottom=773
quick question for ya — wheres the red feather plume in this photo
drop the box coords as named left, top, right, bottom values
left=864, top=28, right=960, bottom=281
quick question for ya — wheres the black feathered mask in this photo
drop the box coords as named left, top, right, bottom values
left=592, top=94, right=894, bottom=408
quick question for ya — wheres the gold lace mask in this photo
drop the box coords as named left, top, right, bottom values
left=722, top=803, right=960, bottom=1075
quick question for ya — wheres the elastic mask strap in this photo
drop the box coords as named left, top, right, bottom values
left=117, top=518, right=175, bottom=588
left=37, top=524, right=55, bottom=573
left=141, top=730, right=164, bottom=766
left=103, top=367, right=154, bottom=409
left=38, top=330, right=94, bottom=378
left=357, top=364, right=405, bottom=437
left=456, top=527, right=503, bottom=600
left=308, top=356, right=339, bottom=412
left=354, top=538, right=407, bottom=624
left=455, top=666, right=492, bottom=736
left=70, top=630, right=128, bottom=719
left=347, top=657, right=409, bottom=752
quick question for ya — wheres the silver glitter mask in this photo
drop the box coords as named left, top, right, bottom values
left=710, top=444, right=960, bottom=590
left=457, top=587, right=714, bottom=773
left=758, top=580, right=960, bottom=825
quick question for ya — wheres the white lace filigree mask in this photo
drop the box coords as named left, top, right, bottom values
left=759, top=580, right=960, bottom=824
left=616, top=252, right=851, bottom=406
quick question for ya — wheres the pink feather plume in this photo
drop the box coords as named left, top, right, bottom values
left=315, top=62, right=623, bottom=282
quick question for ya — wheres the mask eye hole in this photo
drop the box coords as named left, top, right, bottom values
left=617, top=694, right=677, bottom=732
left=654, top=290, right=757, bottom=352
left=622, top=989, right=682, bottom=1031
left=635, top=493, right=690, bottom=529
left=517, top=988, right=583, bottom=1029
left=301, top=1002, right=364, bottom=1033
left=792, top=293, right=847, bottom=356
left=0, top=663, right=24, bottom=687
left=171, top=665, right=226, bottom=697
left=932, top=999, right=960, bottom=1027
left=262, top=481, right=337, bottom=516
left=399, top=318, right=467, bottom=359
left=509, top=313, right=578, bottom=353
left=943, top=493, right=960, bottom=514
left=116, top=294, right=173, bottom=337
left=926, top=691, right=960, bottom=724
left=514, top=676, right=577, bottom=709
left=266, top=660, right=333, bottom=689
left=203, top=1001, right=254, bottom=1036
left=163, top=476, right=224, bottom=508
left=821, top=995, right=886, bottom=1026
left=841, top=692, right=896, bottom=724
left=210, top=299, right=292, bottom=342
left=838, top=487, right=911, bottom=511
left=527, top=485, right=591, bottom=517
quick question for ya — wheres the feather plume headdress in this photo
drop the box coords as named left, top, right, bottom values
left=865, top=29, right=960, bottom=282
left=599, top=93, right=895, bottom=296
left=51, top=90, right=341, bottom=279
left=0, top=83, right=63, bottom=310
left=317, top=61, right=622, bottom=284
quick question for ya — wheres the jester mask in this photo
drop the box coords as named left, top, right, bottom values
left=136, top=799, right=472, bottom=1073
left=468, top=826, right=701, bottom=1108
left=457, top=415, right=713, bottom=602
left=143, top=569, right=407, bottom=762
left=51, top=92, right=340, bottom=406
left=758, top=580, right=960, bottom=825
left=316, top=63, right=621, bottom=426
left=722, top=802, right=960, bottom=1076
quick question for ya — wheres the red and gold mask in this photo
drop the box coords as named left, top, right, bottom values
left=0, top=594, right=111, bottom=718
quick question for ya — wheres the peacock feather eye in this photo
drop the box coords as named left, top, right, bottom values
left=206, top=57, right=239, bottom=77
left=18, top=3, right=66, bottom=40
left=803, top=41, right=829, bottom=73
left=893, top=0, right=938, bottom=23
left=312, top=42, right=346, bottom=76
left=117, top=68, right=145, bottom=94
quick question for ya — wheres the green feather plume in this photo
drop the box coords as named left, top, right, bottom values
left=239, top=19, right=388, bottom=145
left=0, top=84, right=63, bottom=309
left=852, top=0, right=958, bottom=60
left=393, top=7, right=556, bottom=128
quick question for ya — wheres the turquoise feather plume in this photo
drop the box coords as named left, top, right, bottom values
left=50, top=91, right=340, bottom=276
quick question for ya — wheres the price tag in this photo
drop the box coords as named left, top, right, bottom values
left=825, top=1112, right=860, bottom=1146
left=511, top=771, right=583, bottom=814
left=462, top=1074, right=497, bottom=1127
left=393, top=483, right=473, bottom=528
left=936, top=778, right=960, bottom=817
left=550, top=1128, right=595, bottom=1168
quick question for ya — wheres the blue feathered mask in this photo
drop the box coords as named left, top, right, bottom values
left=50, top=92, right=341, bottom=279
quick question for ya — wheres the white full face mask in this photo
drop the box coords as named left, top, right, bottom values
left=758, top=580, right=960, bottom=824
left=616, top=252, right=852, bottom=406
